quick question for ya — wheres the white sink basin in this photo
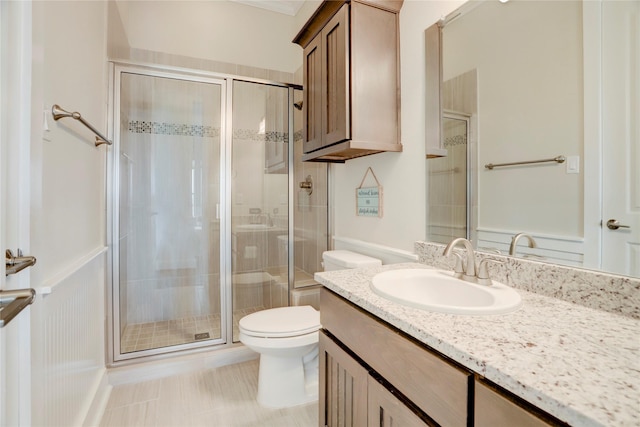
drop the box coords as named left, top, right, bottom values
left=371, top=269, right=522, bottom=315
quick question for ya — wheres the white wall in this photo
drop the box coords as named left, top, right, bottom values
left=443, top=0, right=583, bottom=238
left=30, top=1, right=108, bottom=425
left=115, top=0, right=310, bottom=74
left=332, top=1, right=464, bottom=254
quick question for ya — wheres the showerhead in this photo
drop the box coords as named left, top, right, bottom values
left=293, top=101, right=303, bottom=111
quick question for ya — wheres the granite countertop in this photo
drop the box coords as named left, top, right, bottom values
left=314, top=262, right=640, bottom=427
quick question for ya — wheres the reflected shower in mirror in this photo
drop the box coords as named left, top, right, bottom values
left=425, top=0, right=640, bottom=278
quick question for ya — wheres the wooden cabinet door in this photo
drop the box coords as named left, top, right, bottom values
left=321, top=4, right=350, bottom=147
left=368, top=378, right=431, bottom=427
left=475, top=381, right=555, bottom=427
left=303, top=33, right=323, bottom=153
left=320, top=331, right=368, bottom=427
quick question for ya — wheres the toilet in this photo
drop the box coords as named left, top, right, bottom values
left=238, top=249, right=381, bottom=408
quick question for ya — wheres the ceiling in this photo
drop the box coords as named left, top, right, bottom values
left=230, top=0, right=306, bottom=16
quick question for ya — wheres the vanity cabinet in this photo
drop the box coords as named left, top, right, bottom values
left=320, top=288, right=470, bottom=426
left=293, top=1, right=403, bottom=162
left=320, top=331, right=429, bottom=427
left=475, top=381, right=561, bottom=427
left=320, top=288, right=565, bottom=427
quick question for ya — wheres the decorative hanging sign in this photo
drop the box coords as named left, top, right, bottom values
left=356, top=167, right=383, bottom=217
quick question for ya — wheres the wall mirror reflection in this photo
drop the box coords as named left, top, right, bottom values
left=425, top=0, right=639, bottom=278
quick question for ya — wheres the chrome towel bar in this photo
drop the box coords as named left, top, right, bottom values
left=485, top=155, right=565, bottom=170
left=51, top=104, right=112, bottom=146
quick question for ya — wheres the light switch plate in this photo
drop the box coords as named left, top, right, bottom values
left=566, top=155, right=580, bottom=174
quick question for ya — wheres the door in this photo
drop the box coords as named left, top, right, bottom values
left=230, top=80, right=290, bottom=342
left=112, top=68, right=226, bottom=361
left=319, top=331, right=368, bottom=427
left=368, top=378, right=430, bottom=427
left=322, top=4, right=350, bottom=147
left=303, top=34, right=323, bottom=153
left=1, top=1, right=33, bottom=424
left=601, top=1, right=640, bottom=276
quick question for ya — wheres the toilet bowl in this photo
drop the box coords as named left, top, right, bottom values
left=239, top=305, right=321, bottom=408
left=239, top=250, right=381, bottom=408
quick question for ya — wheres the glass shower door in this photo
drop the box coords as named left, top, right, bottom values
left=427, top=113, right=470, bottom=244
left=231, top=81, right=289, bottom=342
left=116, top=71, right=225, bottom=357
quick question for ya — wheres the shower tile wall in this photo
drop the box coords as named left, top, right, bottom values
left=128, top=48, right=294, bottom=87
left=292, top=90, right=328, bottom=288
left=428, top=120, right=468, bottom=244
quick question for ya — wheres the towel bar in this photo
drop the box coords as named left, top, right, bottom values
left=51, top=104, right=112, bottom=146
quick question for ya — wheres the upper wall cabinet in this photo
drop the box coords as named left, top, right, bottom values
left=293, top=0, right=404, bottom=163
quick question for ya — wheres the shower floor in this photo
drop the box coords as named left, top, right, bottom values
left=120, top=307, right=264, bottom=353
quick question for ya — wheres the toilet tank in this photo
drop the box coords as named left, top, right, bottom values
left=322, top=250, right=382, bottom=271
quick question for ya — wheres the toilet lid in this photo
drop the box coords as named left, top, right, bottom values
left=239, top=306, right=321, bottom=338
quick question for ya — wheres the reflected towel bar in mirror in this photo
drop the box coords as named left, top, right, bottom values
left=485, top=155, right=566, bottom=170
left=51, top=104, right=112, bottom=147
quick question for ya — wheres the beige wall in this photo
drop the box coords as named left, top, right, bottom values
left=31, top=1, right=108, bottom=281
left=443, top=0, right=583, bottom=238
left=30, top=1, right=109, bottom=424
left=332, top=1, right=464, bottom=253
left=114, top=0, right=312, bottom=74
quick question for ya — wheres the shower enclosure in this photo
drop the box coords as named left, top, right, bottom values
left=108, top=64, right=327, bottom=363
left=427, top=112, right=472, bottom=244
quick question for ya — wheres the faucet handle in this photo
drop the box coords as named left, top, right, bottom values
left=477, top=258, right=504, bottom=286
left=451, top=252, right=465, bottom=278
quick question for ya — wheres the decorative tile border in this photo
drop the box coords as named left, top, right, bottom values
left=234, top=128, right=288, bottom=143
left=415, top=240, right=640, bottom=319
left=444, top=134, right=467, bottom=147
left=128, top=120, right=220, bottom=138
left=128, top=120, right=290, bottom=143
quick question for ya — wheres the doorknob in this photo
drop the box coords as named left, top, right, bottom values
left=5, top=249, right=37, bottom=276
left=605, top=219, right=631, bottom=230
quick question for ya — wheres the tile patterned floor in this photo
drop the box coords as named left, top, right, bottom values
left=121, top=308, right=266, bottom=353
left=100, top=359, right=318, bottom=427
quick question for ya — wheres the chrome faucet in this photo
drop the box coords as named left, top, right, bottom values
left=509, top=233, right=537, bottom=256
left=443, top=238, right=504, bottom=286
left=443, top=238, right=477, bottom=281
left=264, top=213, right=274, bottom=227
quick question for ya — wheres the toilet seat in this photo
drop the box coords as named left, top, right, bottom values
left=239, top=306, right=320, bottom=338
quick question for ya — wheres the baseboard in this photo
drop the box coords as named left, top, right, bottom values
left=82, top=368, right=112, bottom=427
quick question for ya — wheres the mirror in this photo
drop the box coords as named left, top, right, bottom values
left=425, top=0, right=640, bottom=278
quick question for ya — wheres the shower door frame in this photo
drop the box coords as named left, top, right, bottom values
left=106, top=62, right=299, bottom=365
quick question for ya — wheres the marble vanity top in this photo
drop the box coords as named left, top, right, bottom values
left=314, top=263, right=640, bottom=427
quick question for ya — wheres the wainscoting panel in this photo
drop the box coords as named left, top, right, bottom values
left=30, top=247, right=107, bottom=426
left=476, top=228, right=584, bottom=267
left=332, top=236, right=419, bottom=265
